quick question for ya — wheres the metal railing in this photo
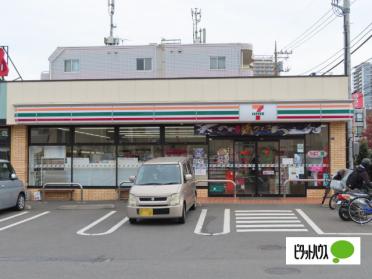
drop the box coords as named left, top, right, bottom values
left=42, top=182, right=84, bottom=201
left=282, top=179, right=330, bottom=198
left=195, top=179, right=237, bottom=198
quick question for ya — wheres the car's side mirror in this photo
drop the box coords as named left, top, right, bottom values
left=10, top=173, right=17, bottom=180
left=129, top=176, right=136, bottom=183
left=185, top=174, right=193, bottom=181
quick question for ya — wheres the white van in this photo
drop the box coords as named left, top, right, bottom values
left=127, top=157, right=197, bottom=224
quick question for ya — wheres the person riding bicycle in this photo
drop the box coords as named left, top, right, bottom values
left=346, top=158, right=372, bottom=194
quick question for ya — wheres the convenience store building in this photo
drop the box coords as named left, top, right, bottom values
left=4, top=76, right=351, bottom=200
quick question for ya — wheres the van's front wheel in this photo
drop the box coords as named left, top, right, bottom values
left=190, top=192, right=197, bottom=210
left=178, top=204, right=186, bottom=224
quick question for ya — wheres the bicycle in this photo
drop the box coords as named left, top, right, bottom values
left=348, top=194, right=372, bottom=224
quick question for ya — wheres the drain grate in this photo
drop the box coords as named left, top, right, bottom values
left=265, top=267, right=301, bottom=275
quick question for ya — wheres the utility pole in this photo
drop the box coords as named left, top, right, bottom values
left=274, top=41, right=292, bottom=76
left=332, top=0, right=353, bottom=169
left=274, top=41, right=278, bottom=76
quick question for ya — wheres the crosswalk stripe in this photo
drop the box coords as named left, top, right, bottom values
left=237, top=229, right=308, bottom=232
left=235, top=210, right=293, bottom=213
left=235, top=213, right=295, bottom=216
left=236, top=216, right=298, bottom=220
left=236, top=224, right=305, bottom=228
left=236, top=220, right=301, bottom=224
left=234, top=209, right=309, bottom=233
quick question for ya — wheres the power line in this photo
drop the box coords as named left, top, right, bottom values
left=317, top=29, right=372, bottom=74
left=282, top=0, right=359, bottom=52
left=289, top=14, right=338, bottom=50
left=282, top=9, right=333, bottom=51
left=322, top=34, right=372, bottom=75
left=300, top=22, right=372, bottom=75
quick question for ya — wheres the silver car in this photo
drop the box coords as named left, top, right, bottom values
left=127, top=157, right=197, bottom=224
left=0, top=160, right=26, bottom=211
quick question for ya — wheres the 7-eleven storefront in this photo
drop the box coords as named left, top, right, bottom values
left=5, top=77, right=351, bottom=200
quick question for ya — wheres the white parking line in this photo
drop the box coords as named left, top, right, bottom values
left=0, top=211, right=50, bottom=232
left=194, top=209, right=230, bottom=236
left=295, top=209, right=324, bottom=235
left=77, top=211, right=129, bottom=236
left=0, top=211, right=29, bottom=223
left=296, top=208, right=372, bottom=236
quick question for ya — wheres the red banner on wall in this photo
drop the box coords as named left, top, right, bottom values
left=352, top=91, right=364, bottom=109
left=0, top=48, right=9, bottom=77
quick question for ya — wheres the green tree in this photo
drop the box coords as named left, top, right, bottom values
left=355, top=140, right=370, bottom=165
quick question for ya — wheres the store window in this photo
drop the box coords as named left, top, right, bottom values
left=30, top=127, right=71, bottom=144
left=73, top=145, right=116, bottom=186
left=119, top=127, right=160, bottom=144
left=75, top=127, right=115, bottom=144
left=165, top=126, right=206, bottom=144
left=305, top=125, right=330, bottom=187
left=280, top=139, right=306, bottom=195
left=29, top=146, right=72, bottom=186
left=0, top=127, right=10, bottom=161
left=164, top=126, right=207, bottom=181
left=208, top=139, right=234, bottom=195
left=29, top=127, right=72, bottom=186
left=117, top=145, right=162, bottom=184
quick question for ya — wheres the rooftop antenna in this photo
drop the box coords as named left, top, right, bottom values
left=104, top=0, right=120, bottom=46
left=191, top=8, right=206, bottom=44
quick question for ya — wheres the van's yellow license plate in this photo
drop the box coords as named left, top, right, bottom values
left=139, top=208, right=153, bottom=217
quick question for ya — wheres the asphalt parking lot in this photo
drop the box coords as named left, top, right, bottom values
left=0, top=201, right=371, bottom=279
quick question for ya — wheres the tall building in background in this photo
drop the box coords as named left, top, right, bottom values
left=42, top=43, right=254, bottom=80
left=352, top=58, right=372, bottom=109
left=252, top=55, right=277, bottom=76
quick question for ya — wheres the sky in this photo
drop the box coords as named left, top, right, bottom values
left=1, top=0, right=371, bottom=80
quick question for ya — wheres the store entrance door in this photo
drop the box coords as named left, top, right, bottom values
left=256, top=141, right=280, bottom=195
left=234, top=140, right=279, bottom=196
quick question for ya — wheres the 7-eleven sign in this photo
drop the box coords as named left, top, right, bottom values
left=240, top=104, right=277, bottom=122
left=252, top=104, right=265, bottom=120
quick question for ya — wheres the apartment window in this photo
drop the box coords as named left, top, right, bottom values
left=64, top=59, right=79, bottom=73
left=136, top=58, right=152, bottom=71
left=355, top=113, right=364, bottom=122
left=210, top=56, right=226, bottom=70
